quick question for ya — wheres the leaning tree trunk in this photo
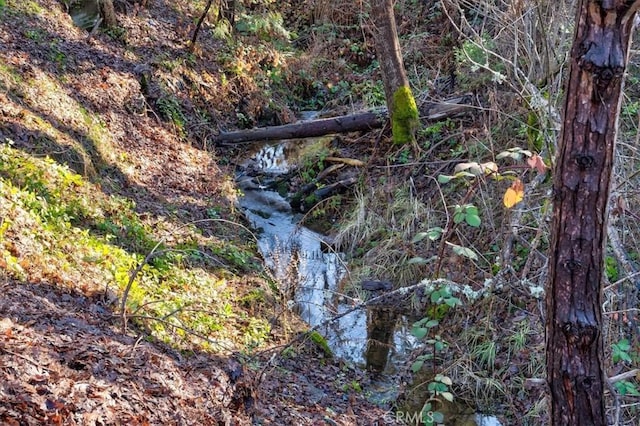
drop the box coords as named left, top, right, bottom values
left=547, top=2, right=640, bottom=425
left=370, top=0, right=418, bottom=145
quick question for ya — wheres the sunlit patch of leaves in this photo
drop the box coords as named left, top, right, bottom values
left=0, top=143, right=265, bottom=351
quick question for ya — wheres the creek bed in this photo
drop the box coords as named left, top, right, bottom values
left=236, top=137, right=503, bottom=424
left=236, top=137, right=417, bottom=397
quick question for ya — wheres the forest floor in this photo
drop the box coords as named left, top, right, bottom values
left=0, top=277, right=402, bottom=425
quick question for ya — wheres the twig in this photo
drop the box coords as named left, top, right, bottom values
left=127, top=314, right=232, bottom=352
left=607, top=219, right=640, bottom=292
left=0, top=346, right=49, bottom=370
left=87, top=17, right=103, bottom=41
left=609, top=369, right=640, bottom=384
left=120, top=247, right=168, bottom=333
left=524, top=369, right=639, bottom=387
left=190, top=0, right=215, bottom=52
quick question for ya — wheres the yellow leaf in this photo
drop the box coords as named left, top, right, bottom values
left=503, top=179, right=524, bottom=208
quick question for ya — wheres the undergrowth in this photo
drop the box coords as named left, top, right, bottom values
left=0, top=142, right=270, bottom=352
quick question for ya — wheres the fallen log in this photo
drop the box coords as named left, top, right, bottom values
left=290, top=176, right=358, bottom=212
left=215, top=95, right=473, bottom=144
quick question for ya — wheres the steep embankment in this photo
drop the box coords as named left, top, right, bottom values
left=0, top=1, right=400, bottom=424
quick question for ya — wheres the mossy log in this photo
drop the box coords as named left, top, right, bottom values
left=215, top=95, right=473, bottom=144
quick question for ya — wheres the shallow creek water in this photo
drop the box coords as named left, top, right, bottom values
left=236, top=137, right=418, bottom=400
left=68, top=0, right=101, bottom=30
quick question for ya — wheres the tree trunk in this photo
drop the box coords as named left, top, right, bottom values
left=371, top=0, right=418, bottom=145
left=546, top=2, right=640, bottom=425
left=99, top=0, right=117, bottom=27
left=217, top=111, right=386, bottom=144
left=190, top=0, right=214, bottom=51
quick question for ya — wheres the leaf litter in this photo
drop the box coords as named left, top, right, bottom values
left=0, top=1, right=401, bottom=424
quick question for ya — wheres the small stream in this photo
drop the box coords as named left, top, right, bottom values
left=236, top=134, right=504, bottom=425
left=236, top=136, right=418, bottom=401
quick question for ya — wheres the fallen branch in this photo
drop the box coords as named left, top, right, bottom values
left=215, top=95, right=473, bottom=144
left=324, top=157, right=365, bottom=167
left=291, top=176, right=357, bottom=211
left=608, top=369, right=640, bottom=384
left=525, top=369, right=639, bottom=387
left=255, top=277, right=467, bottom=385
left=119, top=218, right=258, bottom=334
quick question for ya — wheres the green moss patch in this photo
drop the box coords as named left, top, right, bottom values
left=391, top=85, right=419, bottom=145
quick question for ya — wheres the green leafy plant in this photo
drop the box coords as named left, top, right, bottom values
left=609, top=338, right=640, bottom=397
left=48, top=41, right=67, bottom=71
left=613, top=380, right=640, bottom=397
left=429, top=286, right=462, bottom=308
left=433, top=147, right=549, bottom=275
left=612, top=338, right=633, bottom=363
left=412, top=227, right=444, bottom=243
left=157, top=95, right=186, bottom=134
left=395, top=148, right=411, bottom=164
left=454, top=35, right=506, bottom=85
left=25, top=28, right=44, bottom=41
left=243, top=317, right=271, bottom=349
left=411, top=317, right=440, bottom=343
left=104, top=25, right=127, bottom=43
left=418, top=120, right=453, bottom=148
left=453, top=204, right=481, bottom=227
left=309, top=330, right=333, bottom=357
left=420, top=374, right=454, bottom=426
left=352, top=79, right=386, bottom=107
left=605, top=256, right=619, bottom=282
left=0, top=144, right=266, bottom=353
left=342, top=380, right=362, bottom=393
left=409, top=285, right=462, bottom=425
left=236, top=11, right=290, bottom=41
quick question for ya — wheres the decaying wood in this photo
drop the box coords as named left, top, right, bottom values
left=312, top=177, right=357, bottom=200
left=215, top=95, right=473, bottom=144
left=291, top=177, right=358, bottom=211
left=324, top=157, right=365, bottom=167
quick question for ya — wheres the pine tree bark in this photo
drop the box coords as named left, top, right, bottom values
left=547, top=2, right=640, bottom=424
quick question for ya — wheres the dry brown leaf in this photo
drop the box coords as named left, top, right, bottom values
left=526, top=154, right=548, bottom=174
